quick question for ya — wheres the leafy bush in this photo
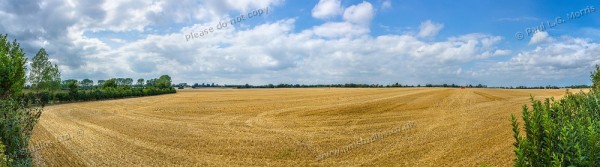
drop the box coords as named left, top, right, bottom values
left=593, top=65, right=600, bottom=92
left=0, top=98, right=43, bottom=166
left=0, top=140, right=11, bottom=167
left=512, top=67, right=600, bottom=166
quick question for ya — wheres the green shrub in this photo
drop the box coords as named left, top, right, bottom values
left=512, top=66, right=600, bottom=166
left=0, top=98, right=43, bottom=166
left=0, top=138, right=12, bottom=167
left=592, top=65, right=600, bottom=92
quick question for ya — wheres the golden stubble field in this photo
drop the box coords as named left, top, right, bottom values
left=29, top=88, right=580, bottom=166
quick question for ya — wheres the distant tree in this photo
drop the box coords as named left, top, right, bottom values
left=0, top=34, right=27, bottom=99
left=123, top=78, right=133, bottom=87
left=115, top=78, right=124, bottom=86
left=156, top=75, right=172, bottom=89
left=80, top=79, right=93, bottom=89
left=29, top=48, right=60, bottom=92
left=103, top=78, right=117, bottom=89
left=97, top=80, right=106, bottom=86
left=146, top=79, right=157, bottom=87
left=65, top=80, right=78, bottom=95
left=62, top=79, right=77, bottom=87
left=136, top=78, right=144, bottom=87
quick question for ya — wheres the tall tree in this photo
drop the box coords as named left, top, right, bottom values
left=65, top=80, right=78, bottom=95
left=146, top=79, right=157, bottom=87
left=0, top=34, right=27, bottom=99
left=29, top=48, right=60, bottom=92
left=80, top=79, right=93, bottom=89
left=103, top=78, right=117, bottom=89
left=97, top=80, right=106, bottom=86
left=124, top=78, right=133, bottom=86
left=136, top=78, right=144, bottom=87
left=157, top=75, right=172, bottom=89
left=0, top=34, right=44, bottom=165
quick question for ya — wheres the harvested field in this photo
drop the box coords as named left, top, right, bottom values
left=30, top=88, right=581, bottom=166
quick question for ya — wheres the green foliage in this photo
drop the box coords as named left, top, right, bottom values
left=80, top=79, right=93, bottom=90
left=0, top=138, right=12, bottom=166
left=592, top=65, right=600, bottom=92
left=29, top=48, right=61, bottom=92
left=512, top=65, right=600, bottom=166
left=23, top=75, right=176, bottom=104
left=0, top=98, right=43, bottom=166
left=157, top=75, right=172, bottom=89
left=512, top=92, right=600, bottom=166
left=65, top=80, right=79, bottom=100
left=0, top=34, right=41, bottom=166
left=136, top=78, right=144, bottom=87
left=0, top=34, right=27, bottom=99
left=103, top=78, right=117, bottom=89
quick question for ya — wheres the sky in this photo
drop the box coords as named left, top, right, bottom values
left=0, top=0, right=599, bottom=86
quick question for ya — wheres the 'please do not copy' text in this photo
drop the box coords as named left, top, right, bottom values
left=185, top=7, right=270, bottom=41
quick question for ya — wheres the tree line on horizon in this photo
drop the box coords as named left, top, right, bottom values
left=22, top=75, right=176, bottom=105
left=19, top=47, right=175, bottom=104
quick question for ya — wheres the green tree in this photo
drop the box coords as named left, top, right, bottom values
left=29, top=48, right=60, bottom=92
left=0, top=35, right=43, bottom=166
left=156, top=75, right=172, bottom=89
left=65, top=79, right=78, bottom=94
left=97, top=80, right=106, bottom=87
left=136, top=78, right=144, bottom=87
left=0, top=34, right=27, bottom=99
left=146, top=79, right=157, bottom=87
left=103, top=78, right=117, bottom=89
left=80, top=79, right=93, bottom=89
left=123, top=78, right=133, bottom=87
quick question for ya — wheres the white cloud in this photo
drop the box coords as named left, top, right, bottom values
left=529, top=31, right=553, bottom=45
left=479, top=37, right=600, bottom=85
left=418, top=20, right=444, bottom=38
left=311, top=0, right=342, bottom=20
left=307, top=22, right=369, bottom=38
left=493, top=49, right=511, bottom=56
left=100, top=21, right=506, bottom=85
left=342, top=1, right=374, bottom=26
left=382, top=0, right=392, bottom=9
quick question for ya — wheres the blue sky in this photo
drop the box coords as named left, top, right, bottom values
left=0, top=0, right=599, bottom=86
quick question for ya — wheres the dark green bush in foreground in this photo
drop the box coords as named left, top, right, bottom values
left=512, top=66, right=600, bottom=166
left=0, top=99, right=43, bottom=166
